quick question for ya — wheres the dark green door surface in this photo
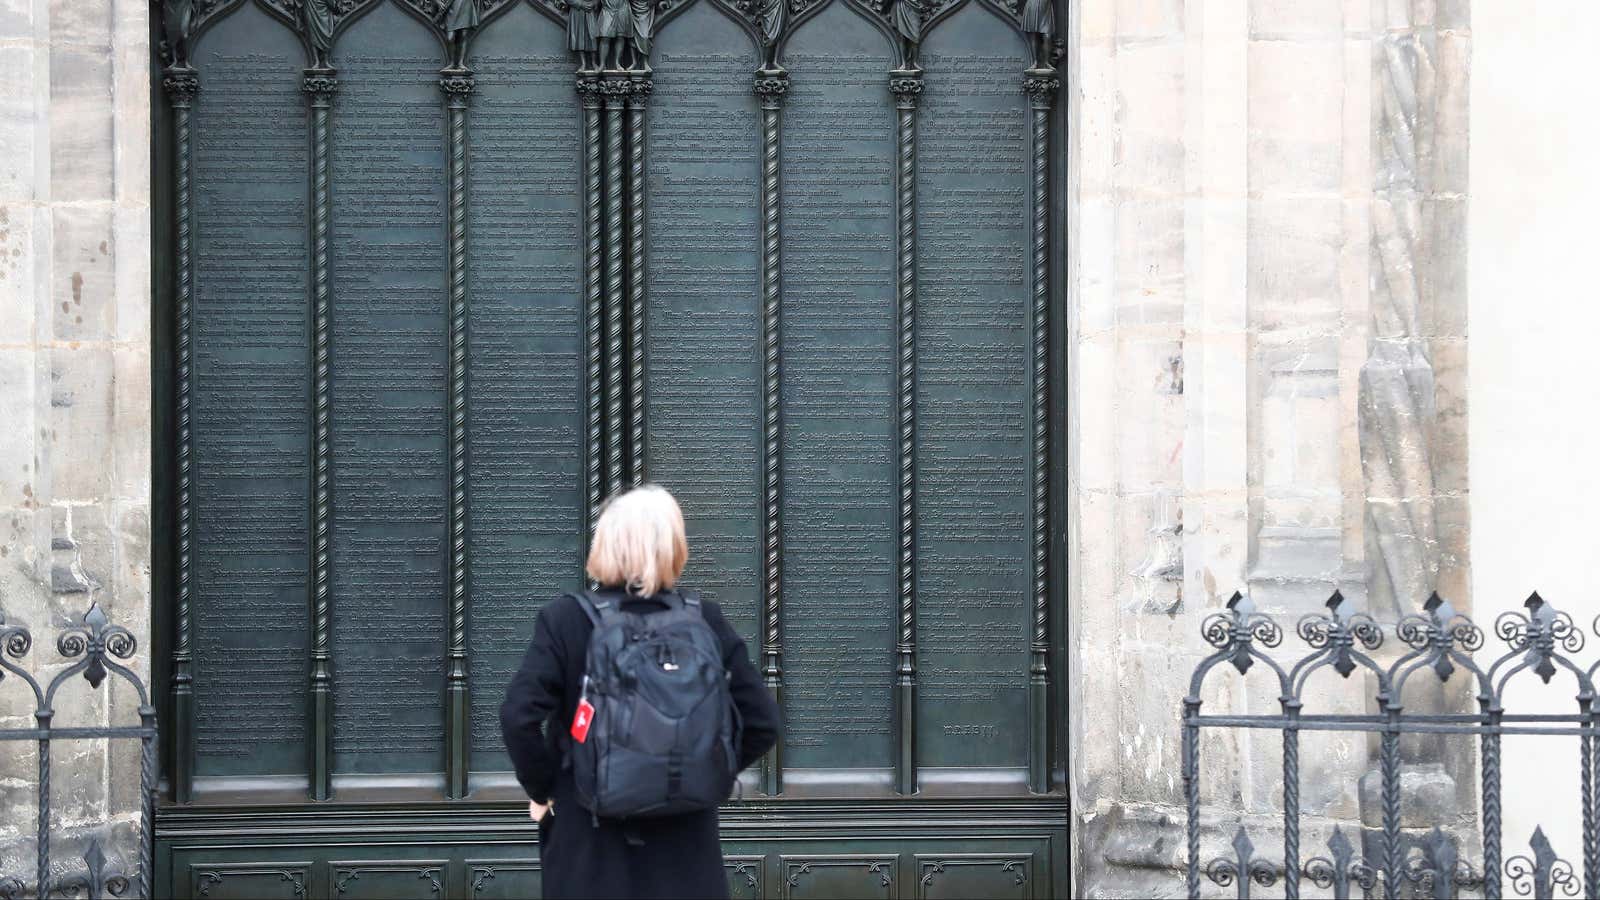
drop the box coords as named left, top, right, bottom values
left=151, top=0, right=1069, bottom=896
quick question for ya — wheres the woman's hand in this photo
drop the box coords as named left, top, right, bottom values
left=529, top=799, right=552, bottom=822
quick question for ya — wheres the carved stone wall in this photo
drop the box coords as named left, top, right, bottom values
left=1069, top=0, right=1472, bottom=893
left=0, top=0, right=154, bottom=885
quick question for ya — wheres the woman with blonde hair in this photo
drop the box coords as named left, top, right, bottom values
left=500, top=485, right=780, bottom=899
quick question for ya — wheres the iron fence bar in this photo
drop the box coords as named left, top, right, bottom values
left=140, top=713, right=157, bottom=900
left=1183, top=698, right=1201, bottom=899
left=1584, top=694, right=1598, bottom=898
left=1481, top=700, right=1503, bottom=899
left=1191, top=717, right=1600, bottom=736
left=1380, top=705, right=1401, bottom=899
left=0, top=727, right=156, bottom=741
left=0, top=604, right=156, bottom=898
left=1283, top=699, right=1301, bottom=898
left=1196, top=712, right=1598, bottom=724
left=37, top=709, right=49, bottom=900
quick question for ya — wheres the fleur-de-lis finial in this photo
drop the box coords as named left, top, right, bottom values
left=1201, top=592, right=1283, bottom=675
left=1231, top=826, right=1254, bottom=869
left=56, top=601, right=137, bottom=689
left=1297, top=590, right=1382, bottom=678
left=1496, top=590, right=1583, bottom=683
left=1400, top=592, right=1483, bottom=681
left=1327, top=589, right=1348, bottom=621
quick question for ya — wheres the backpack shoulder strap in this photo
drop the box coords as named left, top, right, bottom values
left=678, top=589, right=704, bottom=618
left=572, top=590, right=619, bottom=629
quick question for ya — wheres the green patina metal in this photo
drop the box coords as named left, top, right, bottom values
left=150, top=0, right=1069, bottom=896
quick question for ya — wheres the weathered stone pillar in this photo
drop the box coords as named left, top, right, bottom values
left=0, top=0, right=153, bottom=883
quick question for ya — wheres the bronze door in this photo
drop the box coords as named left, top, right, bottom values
left=151, top=0, right=1068, bottom=896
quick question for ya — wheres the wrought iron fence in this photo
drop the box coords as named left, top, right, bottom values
left=0, top=603, right=154, bottom=900
left=1184, top=590, right=1600, bottom=900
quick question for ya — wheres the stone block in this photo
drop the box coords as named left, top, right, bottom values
left=50, top=203, right=117, bottom=343
left=1074, top=337, right=1116, bottom=491
left=1432, top=492, right=1469, bottom=599
left=104, top=727, right=150, bottom=828
left=33, top=709, right=109, bottom=833
left=1116, top=43, right=1185, bottom=197
left=1338, top=196, right=1372, bottom=321
left=111, top=42, right=151, bottom=207
left=1247, top=197, right=1342, bottom=326
left=49, top=0, right=112, bottom=48
left=1181, top=332, right=1248, bottom=489
left=0, top=45, right=41, bottom=204
left=111, top=347, right=149, bottom=502
left=1114, top=646, right=1216, bottom=806
left=1425, top=196, right=1468, bottom=338
left=1076, top=46, right=1116, bottom=195
left=1076, top=198, right=1116, bottom=334
left=1340, top=39, right=1374, bottom=196
left=1074, top=489, right=1120, bottom=634
left=112, top=204, right=150, bottom=345
left=1116, top=338, right=1185, bottom=488
left=1183, top=197, right=1247, bottom=333
left=1078, top=802, right=1187, bottom=897
left=0, top=349, right=39, bottom=505
left=1078, top=0, right=1114, bottom=43
left=1247, top=40, right=1344, bottom=194
left=0, top=0, right=37, bottom=44
left=1181, top=500, right=1249, bottom=607
left=1115, top=0, right=1183, bottom=40
left=1114, top=198, right=1184, bottom=322
left=1357, top=763, right=1458, bottom=828
left=48, top=44, right=114, bottom=204
left=1249, top=0, right=1342, bottom=38
left=0, top=204, right=39, bottom=343
left=1428, top=338, right=1467, bottom=493
left=0, top=505, right=52, bottom=594
left=1074, top=646, right=1124, bottom=798
left=1431, top=31, right=1470, bottom=196
left=48, top=347, right=115, bottom=503
left=1436, top=0, right=1469, bottom=30
left=1194, top=704, right=1246, bottom=809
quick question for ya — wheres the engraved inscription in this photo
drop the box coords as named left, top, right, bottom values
left=190, top=8, right=310, bottom=777
left=646, top=11, right=762, bottom=645
left=916, top=12, right=1031, bottom=767
left=780, top=10, right=897, bottom=766
left=330, top=9, right=449, bottom=773
left=467, top=8, right=586, bottom=772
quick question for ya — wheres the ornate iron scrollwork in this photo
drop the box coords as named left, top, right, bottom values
left=1296, top=590, right=1383, bottom=678
left=1497, top=591, right=1585, bottom=683
left=1505, top=827, right=1581, bottom=899
left=1302, top=827, right=1377, bottom=900
left=1201, top=592, right=1283, bottom=676
left=52, top=840, right=131, bottom=900
left=56, top=603, right=138, bottom=691
left=1397, top=591, right=1485, bottom=682
left=1404, top=828, right=1480, bottom=900
left=1205, top=828, right=1279, bottom=897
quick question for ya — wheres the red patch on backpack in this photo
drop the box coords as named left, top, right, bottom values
left=570, top=699, right=595, bottom=744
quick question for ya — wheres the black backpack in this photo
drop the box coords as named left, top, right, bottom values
left=568, top=589, right=740, bottom=820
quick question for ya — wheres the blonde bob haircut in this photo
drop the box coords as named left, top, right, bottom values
left=585, top=484, right=689, bottom=597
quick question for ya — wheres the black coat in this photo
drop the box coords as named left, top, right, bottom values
left=499, top=588, right=781, bottom=900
